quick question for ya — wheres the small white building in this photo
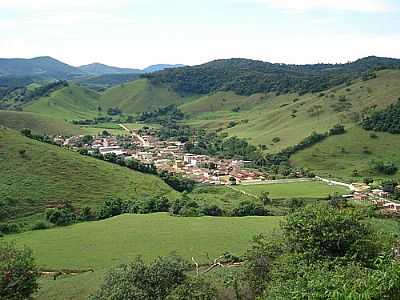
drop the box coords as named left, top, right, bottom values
left=383, top=202, right=400, bottom=212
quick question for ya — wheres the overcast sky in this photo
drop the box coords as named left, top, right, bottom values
left=1, top=0, right=399, bottom=68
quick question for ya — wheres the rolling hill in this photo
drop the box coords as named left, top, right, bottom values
left=145, top=56, right=400, bottom=96
left=0, top=128, right=176, bottom=223
left=99, top=78, right=198, bottom=113
left=73, top=73, right=141, bottom=90
left=23, top=83, right=100, bottom=120
left=0, top=56, right=84, bottom=78
left=0, top=110, right=83, bottom=135
left=291, top=127, right=400, bottom=181
left=182, top=69, right=400, bottom=153
left=78, top=63, right=142, bottom=75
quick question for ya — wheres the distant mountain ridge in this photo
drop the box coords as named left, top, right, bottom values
left=0, top=56, right=84, bottom=79
left=0, top=56, right=186, bottom=80
left=78, top=63, right=142, bottom=75
left=143, top=64, right=186, bottom=73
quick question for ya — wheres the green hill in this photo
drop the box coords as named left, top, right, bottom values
left=0, top=128, right=176, bottom=223
left=183, top=69, right=400, bottom=152
left=99, top=79, right=198, bottom=113
left=0, top=110, right=83, bottom=135
left=291, top=127, right=400, bottom=181
left=24, top=84, right=99, bottom=120
left=145, top=56, right=400, bottom=96
left=180, top=91, right=265, bottom=114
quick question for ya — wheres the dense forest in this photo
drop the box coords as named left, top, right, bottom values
left=144, top=56, right=400, bottom=96
left=361, top=99, right=400, bottom=133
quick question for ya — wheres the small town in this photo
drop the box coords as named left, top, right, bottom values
left=53, top=126, right=400, bottom=215
left=56, top=126, right=266, bottom=185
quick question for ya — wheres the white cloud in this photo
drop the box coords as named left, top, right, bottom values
left=0, top=0, right=132, bottom=10
left=242, top=0, right=395, bottom=13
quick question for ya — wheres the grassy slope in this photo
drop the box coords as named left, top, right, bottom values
left=0, top=110, right=82, bottom=135
left=182, top=70, right=400, bottom=152
left=181, top=91, right=266, bottom=114
left=291, top=127, right=400, bottom=181
left=5, top=213, right=282, bottom=300
left=0, top=128, right=176, bottom=222
left=24, top=84, right=99, bottom=120
left=236, top=181, right=349, bottom=198
left=99, top=79, right=198, bottom=113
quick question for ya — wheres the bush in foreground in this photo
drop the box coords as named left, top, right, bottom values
left=0, top=242, right=38, bottom=300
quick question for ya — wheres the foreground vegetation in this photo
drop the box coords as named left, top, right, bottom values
left=4, top=213, right=282, bottom=299
left=3, top=204, right=399, bottom=300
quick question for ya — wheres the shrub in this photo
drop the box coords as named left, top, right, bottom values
left=231, top=201, right=268, bottom=217
left=0, top=223, right=20, bottom=235
left=283, top=205, right=378, bottom=262
left=329, top=124, right=345, bottom=135
left=97, top=198, right=125, bottom=220
left=45, top=208, right=76, bottom=226
left=79, top=206, right=96, bottom=221
left=0, top=242, right=38, bottom=300
left=90, top=255, right=189, bottom=300
left=31, top=221, right=51, bottom=230
left=272, top=137, right=281, bottom=143
left=201, top=204, right=223, bottom=216
left=167, top=277, right=218, bottom=300
left=372, top=161, right=398, bottom=175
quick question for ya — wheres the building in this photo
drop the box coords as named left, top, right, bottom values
left=383, top=202, right=400, bottom=212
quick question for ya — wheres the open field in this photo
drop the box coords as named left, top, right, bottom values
left=0, top=128, right=176, bottom=223
left=0, top=110, right=83, bottom=135
left=5, top=213, right=283, bottom=300
left=24, top=84, right=99, bottom=120
left=291, top=127, right=400, bottom=182
left=235, top=181, right=349, bottom=199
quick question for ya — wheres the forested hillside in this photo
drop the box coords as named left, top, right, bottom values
left=145, top=56, right=400, bottom=96
left=362, top=99, right=400, bottom=133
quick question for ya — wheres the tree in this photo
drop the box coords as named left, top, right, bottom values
left=307, top=105, right=323, bottom=119
left=259, top=192, right=271, bottom=205
left=90, top=255, right=189, bottom=300
left=0, top=242, right=38, bottom=300
left=282, top=205, right=378, bottom=262
left=167, top=277, right=218, bottom=300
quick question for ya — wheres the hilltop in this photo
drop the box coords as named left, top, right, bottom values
left=0, top=128, right=176, bottom=224
left=78, top=63, right=142, bottom=75
left=145, top=56, right=400, bottom=96
left=0, top=110, right=83, bottom=135
left=23, top=83, right=100, bottom=120
left=99, top=78, right=198, bottom=113
left=0, top=56, right=84, bottom=79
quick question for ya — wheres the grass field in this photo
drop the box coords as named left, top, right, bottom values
left=99, top=79, right=199, bottom=113
left=5, top=213, right=282, bottom=300
left=0, top=110, right=83, bottom=135
left=0, top=128, right=176, bottom=223
left=235, top=181, right=349, bottom=199
left=291, top=127, right=400, bottom=182
left=24, top=84, right=99, bottom=120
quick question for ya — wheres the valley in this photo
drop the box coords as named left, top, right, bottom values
left=1, top=55, right=400, bottom=300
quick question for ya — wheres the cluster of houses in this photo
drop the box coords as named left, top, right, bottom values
left=349, top=182, right=400, bottom=213
left=55, top=130, right=266, bottom=185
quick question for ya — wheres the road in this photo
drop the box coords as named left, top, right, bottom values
left=119, top=124, right=150, bottom=147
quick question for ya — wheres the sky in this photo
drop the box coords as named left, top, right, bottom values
left=0, top=0, right=399, bottom=68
